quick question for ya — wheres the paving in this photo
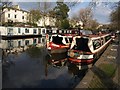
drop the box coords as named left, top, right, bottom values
left=75, top=35, right=120, bottom=89
left=0, top=48, right=2, bottom=90
left=113, top=34, right=120, bottom=89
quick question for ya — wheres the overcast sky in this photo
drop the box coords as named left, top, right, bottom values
left=12, top=1, right=114, bottom=24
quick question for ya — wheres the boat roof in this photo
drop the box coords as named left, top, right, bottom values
left=51, top=34, right=70, bottom=37
left=88, top=34, right=109, bottom=38
left=74, top=33, right=110, bottom=39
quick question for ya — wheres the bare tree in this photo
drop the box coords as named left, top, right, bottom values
left=78, top=8, right=93, bottom=29
left=88, top=19, right=99, bottom=30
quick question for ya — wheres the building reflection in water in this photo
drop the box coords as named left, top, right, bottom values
left=1, top=37, right=46, bottom=57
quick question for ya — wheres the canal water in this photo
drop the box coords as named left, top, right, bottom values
left=2, top=37, right=88, bottom=88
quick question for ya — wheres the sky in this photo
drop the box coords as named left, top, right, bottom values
left=12, top=1, right=115, bottom=24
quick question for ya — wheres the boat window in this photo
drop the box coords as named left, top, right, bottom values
left=52, top=36, right=64, bottom=45
left=64, top=30, right=66, bottom=33
left=59, top=30, right=62, bottom=33
left=49, top=36, right=51, bottom=41
left=65, top=38, right=69, bottom=43
left=72, top=38, right=90, bottom=52
left=105, top=35, right=111, bottom=42
left=67, top=30, right=69, bottom=33
left=101, top=38, right=104, bottom=45
left=93, top=39, right=101, bottom=50
left=52, top=30, right=56, bottom=33
left=80, top=30, right=93, bottom=35
left=69, top=38, right=72, bottom=43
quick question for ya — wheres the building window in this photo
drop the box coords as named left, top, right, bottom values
left=18, top=28, right=21, bottom=33
left=15, top=10, right=17, bottom=12
left=8, top=14, right=10, bottom=18
left=8, top=8, right=10, bottom=11
left=22, top=11, right=24, bottom=13
left=25, top=28, right=29, bottom=33
left=8, top=28, right=13, bottom=35
left=15, top=15, right=17, bottom=18
left=33, top=29, right=37, bottom=34
left=22, top=16, right=24, bottom=19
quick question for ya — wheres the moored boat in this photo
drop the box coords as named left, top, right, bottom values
left=46, top=34, right=72, bottom=53
left=67, top=33, right=113, bottom=69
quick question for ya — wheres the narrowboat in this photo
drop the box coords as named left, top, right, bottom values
left=67, top=33, right=113, bottom=69
left=46, top=34, right=72, bottom=53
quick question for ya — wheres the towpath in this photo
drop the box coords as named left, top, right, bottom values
left=75, top=34, right=120, bottom=89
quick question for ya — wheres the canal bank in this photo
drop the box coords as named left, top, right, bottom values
left=75, top=35, right=120, bottom=89
left=0, top=49, right=2, bottom=89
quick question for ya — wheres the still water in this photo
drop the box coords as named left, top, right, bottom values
left=2, top=37, right=87, bottom=88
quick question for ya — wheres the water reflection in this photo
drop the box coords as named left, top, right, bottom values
left=2, top=37, right=88, bottom=88
left=46, top=52, right=67, bottom=68
left=1, top=37, right=46, bottom=61
left=67, top=63, right=88, bottom=88
left=26, top=47, right=44, bottom=58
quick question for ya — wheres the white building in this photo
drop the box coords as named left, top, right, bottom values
left=0, top=5, right=29, bottom=24
left=0, top=5, right=56, bottom=27
left=37, top=16, right=56, bottom=27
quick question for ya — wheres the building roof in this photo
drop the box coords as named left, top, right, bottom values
left=3, top=5, right=29, bottom=13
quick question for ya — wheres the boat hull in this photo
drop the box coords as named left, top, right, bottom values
left=48, top=48, right=68, bottom=54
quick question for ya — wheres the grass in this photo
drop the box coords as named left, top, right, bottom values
left=99, top=63, right=116, bottom=78
left=88, top=63, right=116, bottom=88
